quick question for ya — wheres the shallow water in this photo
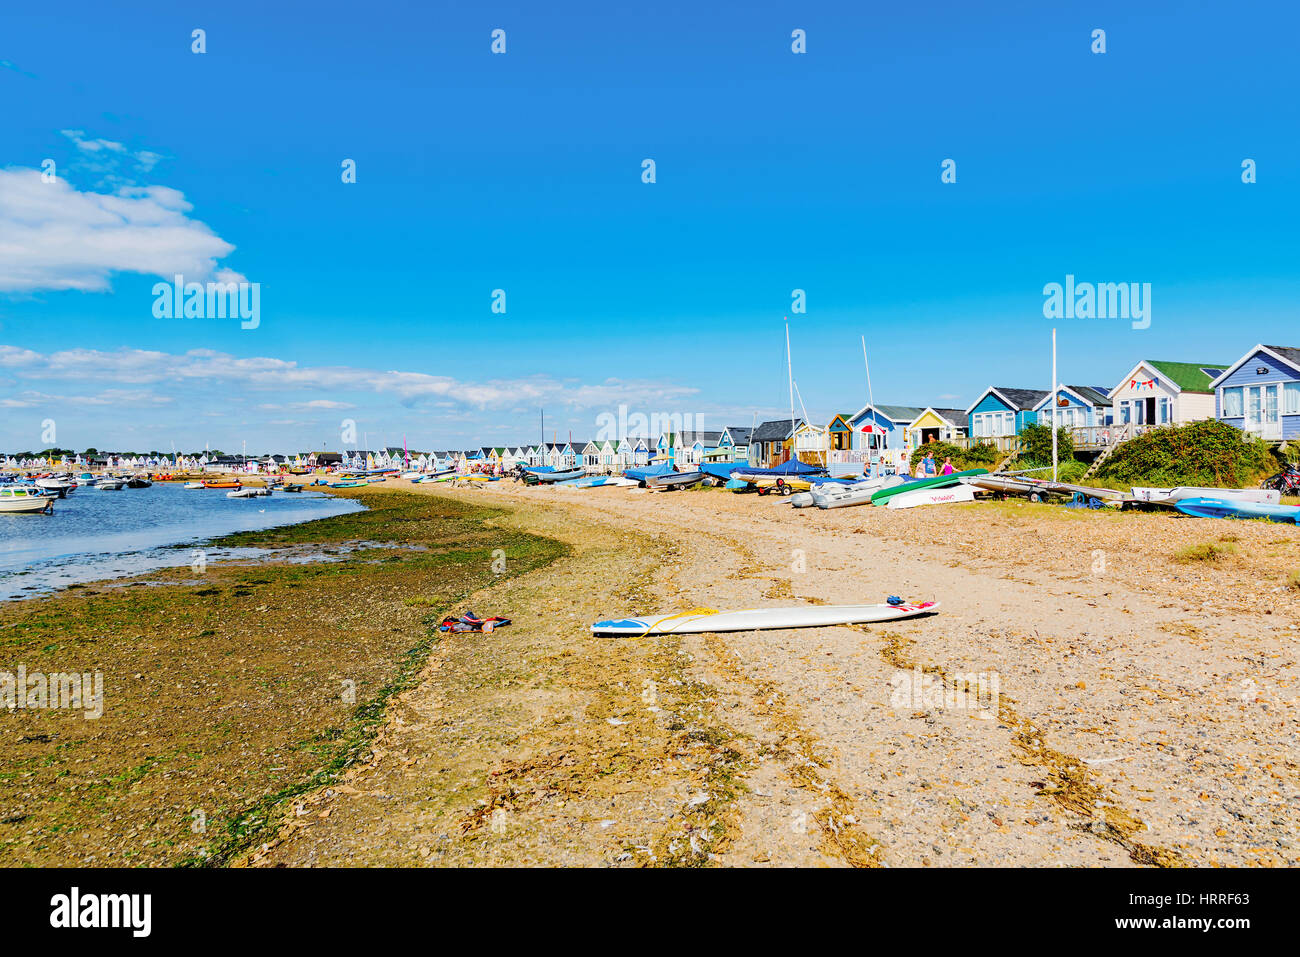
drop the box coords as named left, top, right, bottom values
left=0, top=482, right=363, bottom=601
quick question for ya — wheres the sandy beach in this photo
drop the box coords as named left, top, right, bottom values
left=237, top=479, right=1300, bottom=868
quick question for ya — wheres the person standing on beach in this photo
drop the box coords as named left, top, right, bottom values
left=898, top=448, right=911, bottom=477
left=921, top=450, right=936, bottom=477
left=940, top=456, right=956, bottom=476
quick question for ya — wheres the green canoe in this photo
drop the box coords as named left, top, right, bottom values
left=870, top=469, right=989, bottom=505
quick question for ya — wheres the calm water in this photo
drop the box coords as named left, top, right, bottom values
left=0, top=482, right=363, bottom=601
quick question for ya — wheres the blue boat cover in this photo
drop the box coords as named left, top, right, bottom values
left=624, top=463, right=677, bottom=482
left=731, top=458, right=828, bottom=479
left=699, top=463, right=740, bottom=480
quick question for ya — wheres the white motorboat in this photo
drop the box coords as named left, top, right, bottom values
left=183, top=482, right=205, bottom=489
left=95, top=479, right=125, bottom=490
left=36, top=476, right=75, bottom=497
left=0, top=486, right=54, bottom=513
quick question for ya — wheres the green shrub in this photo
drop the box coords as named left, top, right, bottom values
left=1095, top=419, right=1277, bottom=488
left=1019, top=423, right=1075, bottom=463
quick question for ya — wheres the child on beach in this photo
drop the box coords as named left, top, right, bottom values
left=940, top=456, right=956, bottom=475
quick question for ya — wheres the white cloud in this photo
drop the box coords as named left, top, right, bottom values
left=0, top=346, right=700, bottom=413
left=0, top=167, right=239, bottom=292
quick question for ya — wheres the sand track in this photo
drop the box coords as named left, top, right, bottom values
left=249, top=480, right=1300, bottom=867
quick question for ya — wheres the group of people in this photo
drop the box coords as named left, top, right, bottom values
left=897, top=448, right=957, bottom=479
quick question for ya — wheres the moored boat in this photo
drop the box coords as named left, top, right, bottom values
left=0, top=486, right=54, bottom=513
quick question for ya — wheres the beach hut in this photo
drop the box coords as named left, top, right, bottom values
left=1212, top=344, right=1300, bottom=441
left=1031, top=387, right=1114, bottom=430
left=716, top=426, right=753, bottom=464
left=791, top=421, right=828, bottom=466
left=1110, top=360, right=1227, bottom=431
left=750, top=419, right=803, bottom=468
left=907, top=408, right=970, bottom=448
left=628, top=437, right=653, bottom=467
left=672, top=430, right=722, bottom=466
left=966, top=388, right=1048, bottom=445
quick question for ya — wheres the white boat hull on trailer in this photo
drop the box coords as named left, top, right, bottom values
left=592, top=600, right=939, bottom=636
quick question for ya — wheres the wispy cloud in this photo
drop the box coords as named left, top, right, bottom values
left=60, top=129, right=169, bottom=187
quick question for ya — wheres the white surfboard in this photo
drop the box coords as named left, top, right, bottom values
left=886, top=484, right=977, bottom=509
left=592, top=600, right=939, bottom=636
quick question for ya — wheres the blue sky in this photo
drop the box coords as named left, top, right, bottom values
left=2, top=0, right=1297, bottom=452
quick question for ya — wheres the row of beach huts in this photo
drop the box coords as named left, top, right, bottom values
left=308, top=344, right=1300, bottom=478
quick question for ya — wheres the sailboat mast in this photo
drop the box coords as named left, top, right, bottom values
left=785, top=319, right=795, bottom=461
left=862, top=335, right=877, bottom=477
left=1051, top=328, right=1058, bottom=482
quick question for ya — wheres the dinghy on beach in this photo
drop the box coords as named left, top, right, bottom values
left=1174, top=498, right=1300, bottom=524
left=870, top=469, right=987, bottom=505
left=1132, top=486, right=1281, bottom=506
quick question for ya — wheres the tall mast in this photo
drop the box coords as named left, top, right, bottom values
left=785, top=318, right=795, bottom=461
left=1051, top=328, right=1058, bottom=482
left=862, top=335, right=877, bottom=478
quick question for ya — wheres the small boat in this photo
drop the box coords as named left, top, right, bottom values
left=227, top=487, right=272, bottom=498
left=203, top=480, right=241, bottom=490
left=1132, top=486, right=1281, bottom=506
left=527, top=468, right=585, bottom=484
left=646, top=470, right=705, bottom=490
left=400, top=471, right=423, bottom=481
left=886, top=484, right=978, bottom=509
left=730, top=459, right=830, bottom=494
left=558, top=475, right=639, bottom=488
left=183, top=481, right=205, bottom=490
left=1174, top=497, right=1300, bottom=524
left=870, top=469, right=988, bottom=506
left=812, top=475, right=903, bottom=509
left=0, top=486, right=54, bottom=513
left=592, top=599, right=940, bottom=636
left=281, top=483, right=304, bottom=493
left=126, top=477, right=153, bottom=489
left=95, top=479, right=125, bottom=490
left=328, top=480, right=366, bottom=488
left=36, top=476, right=74, bottom=498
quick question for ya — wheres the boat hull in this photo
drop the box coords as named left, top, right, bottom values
left=1174, top=497, right=1300, bottom=523
left=886, top=484, right=978, bottom=509
left=870, top=470, right=988, bottom=505
left=0, top=492, right=53, bottom=513
left=1133, top=486, right=1281, bottom=506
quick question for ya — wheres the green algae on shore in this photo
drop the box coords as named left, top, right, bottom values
left=0, top=490, right=566, bottom=867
